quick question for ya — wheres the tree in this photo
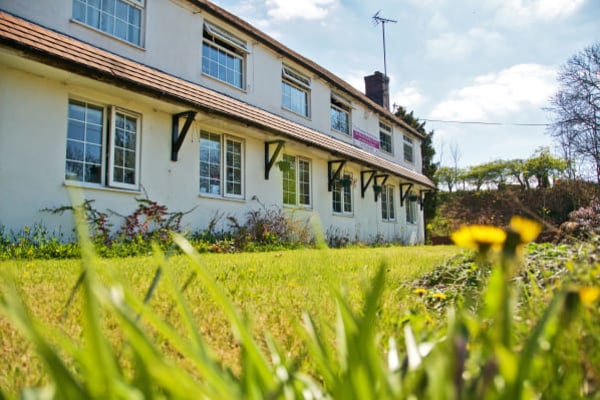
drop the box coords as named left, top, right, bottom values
left=524, top=147, right=567, bottom=188
left=548, top=42, right=600, bottom=183
left=435, top=166, right=457, bottom=192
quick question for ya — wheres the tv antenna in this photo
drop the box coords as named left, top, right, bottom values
left=372, top=10, right=397, bottom=80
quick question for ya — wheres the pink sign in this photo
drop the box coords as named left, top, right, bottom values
left=353, top=127, right=380, bottom=149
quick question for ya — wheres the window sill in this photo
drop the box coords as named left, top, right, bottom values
left=283, top=204, right=312, bottom=211
left=282, top=107, right=311, bottom=121
left=63, top=181, right=141, bottom=195
left=70, top=19, right=146, bottom=51
left=198, top=193, right=247, bottom=203
left=332, top=212, right=354, bottom=218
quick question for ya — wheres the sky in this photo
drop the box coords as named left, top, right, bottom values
left=211, top=0, right=599, bottom=168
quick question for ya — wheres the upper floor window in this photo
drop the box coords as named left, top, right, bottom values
left=199, top=131, right=244, bottom=198
left=72, top=0, right=144, bottom=47
left=379, top=122, right=393, bottom=154
left=65, top=99, right=141, bottom=190
left=282, top=154, right=311, bottom=207
left=332, top=173, right=353, bottom=215
left=331, top=94, right=351, bottom=135
left=202, top=22, right=247, bottom=89
left=282, top=66, right=310, bottom=117
left=403, top=135, right=414, bottom=163
left=381, top=185, right=396, bottom=221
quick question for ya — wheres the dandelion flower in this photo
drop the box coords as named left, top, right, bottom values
left=413, top=288, right=427, bottom=296
left=431, top=292, right=447, bottom=300
left=509, top=216, right=542, bottom=244
left=579, top=286, right=600, bottom=305
left=451, top=224, right=506, bottom=253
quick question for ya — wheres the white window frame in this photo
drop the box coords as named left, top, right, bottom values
left=282, top=65, right=311, bottom=117
left=72, top=0, right=145, bottom=47
left=65, top=99, right=141, bottom=190
left=403, top=135, right=414, bottom=163
left=330, top=94, right=351, bottom=135
left=332, top=172, right=353, bottom=215
left=282, top=154, right=312, bottom=208
left=379, top=122, right=393, bottom=154
left=199, top=130, right=245, bottom=199
left=381, top=185, right=396, bottom=221
left=202, top=22, right=248, bottom=89
left=108, top=107, right=141, bottom=190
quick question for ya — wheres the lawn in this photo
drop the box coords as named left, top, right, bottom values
left=0, top=245, right=461, bottom=397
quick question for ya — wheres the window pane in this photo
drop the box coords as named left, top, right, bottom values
left=282, top=154, right=296, bottom=205
left=202, top=40, right=244, bottom=88
left=200, top=131, right=221, bottom=195
left=66, top=100, right=104, bottom=184
left=298, top=159, right=310, bottom=206
left=75, top=0, right=143, bottom=46
left=225, top=139, right=242, bottom=196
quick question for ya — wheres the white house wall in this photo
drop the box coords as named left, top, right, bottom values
left=0, top=1, right=428, bottom=244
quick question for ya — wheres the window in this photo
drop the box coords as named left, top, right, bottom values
left=332, top=173, right=353, bottom=214
left=282, top=66, right=310, bottom=117
left=380, top=122, right=393, bottom=154
left=282, top=155, right=311, bottom=207
left=199, top=131, right=244, bottom=198
left=331, top=95, right=351, bottom=135
left=381, top=185, right=396, bottom=221
left=406, top=192, right=418, bottom=224
left=403, top=135, right=414, bottom=163
left=65, top=99, right=140, bottom=190
left=72, top=0, right=144, bottom=46
left=202, top=22, right=247, bottom=89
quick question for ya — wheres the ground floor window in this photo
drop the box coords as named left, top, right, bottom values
left=65, top=99, right=140, bottom=190
left=381, top=185, right=396, bottom=221
left=333, top=173, right=353, bottom=214
left=282, top=154, right=311, bottom=207
left=199, top=131, right=244, bottom=198
left=406, top=192, right=418, bottom=224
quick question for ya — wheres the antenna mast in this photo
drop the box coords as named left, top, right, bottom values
left=372, top=10, right=397, bottom=80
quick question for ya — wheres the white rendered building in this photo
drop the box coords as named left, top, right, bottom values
left=0, top=0, right=434, bottom=244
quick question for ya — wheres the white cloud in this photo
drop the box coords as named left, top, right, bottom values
left=427, top=28, right=504, bottom=60
left=392, top=85, right=425, bottom=109
left=265, top=0, right=336, bottom=21
left=430, top=64, right=557, bottom=121
left=492, top=0, right=586, bottom=22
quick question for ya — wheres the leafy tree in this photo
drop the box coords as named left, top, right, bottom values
left=548, top=42, right=600, bottom=182
left=524, top=147, right=567, bottom=188
left=435, top=166, right=458, bottom=192
left=505, top=159, right=527, bottom=188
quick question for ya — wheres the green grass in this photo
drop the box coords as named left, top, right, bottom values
left=0, top=245, right=460, bottom=397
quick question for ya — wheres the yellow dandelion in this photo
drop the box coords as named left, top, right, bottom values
left=451, top=224, right=506, bottom=252
left=413, top=288, right=427, bottom=296
left=431, top=292, right=447, bottom=300
left=509, top=216, right=542, bottom=244
left=579, top=286, right=600, bottom=306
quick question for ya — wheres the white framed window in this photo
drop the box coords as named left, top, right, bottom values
left=406, top=192, right=418, bottom=224
left=282, top=65, right=310, bottom=117
left=72, top=0, right=144, bottom=46
left=282, top=154, right=311, bottom=207
left=403, top=135, right=414, bottom=163
left=380, top=122, right=393, bottom=154
left=381, top=185, right=396, bottom=221
left=199, top=131, right=244, bottom=198
left=332, top=172, right=353, bottom=215
left=202, top=22, right=247, bottom=89
left=331, top=94, right=351, bottom=135
left=65, top=99, right=141, bottom=190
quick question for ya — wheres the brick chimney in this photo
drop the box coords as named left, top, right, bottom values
left=364, top=71, right=390, bottom=111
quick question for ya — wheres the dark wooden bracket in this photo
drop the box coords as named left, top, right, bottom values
left=419, top=189, right=433, bottom=210
left=264, top=140, right=286, bottom=180
left=373, top=174, right=389, bottom=202
left=171, top=111, right=197, bottom=161
left=360, top=170, right=376, bottom=198
left=327, top=160, right=347, bottom=191
left=399, top=183, right=414, bottom=206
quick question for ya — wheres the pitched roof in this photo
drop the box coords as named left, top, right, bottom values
left=0, top=10, right=434, bottom=188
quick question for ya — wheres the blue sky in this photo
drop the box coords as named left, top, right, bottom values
left=212, top=0, right=600, bottom=168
